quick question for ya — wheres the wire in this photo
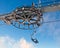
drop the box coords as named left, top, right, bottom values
left=43, top=20, right=60, bottom=23
left=0, top=24, right=7, bottom=25
left=0, top=19, right=60, bottom=27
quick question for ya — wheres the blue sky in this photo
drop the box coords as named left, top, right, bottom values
left=0, top=0, right=60, bottom=48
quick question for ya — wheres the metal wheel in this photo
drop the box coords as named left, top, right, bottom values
left=10, top=7, right=43, bottom=30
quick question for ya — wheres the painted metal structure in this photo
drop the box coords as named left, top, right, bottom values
left=0, top=0, right=60, bottom=43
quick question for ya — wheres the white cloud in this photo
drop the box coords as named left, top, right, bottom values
left=0, top=36, right=34, bottom=48
left=20, top=38, right=34, bottom=48
left=0, top=36, right=15, bottom=48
